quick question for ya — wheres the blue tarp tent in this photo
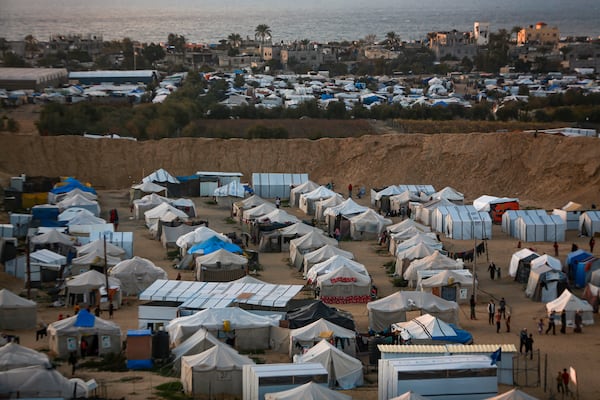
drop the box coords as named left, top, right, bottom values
left=51, top=178, right=96, bottom=195
left=187, top=236, right=243, bottom=255
left=74, top=309, right=95, bottom=327
left=566, top=249, right=593, bottom=281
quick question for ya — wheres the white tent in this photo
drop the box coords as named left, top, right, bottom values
left=171, top=328, right=222, bottom=372
left=307, top=255, right=367, bottom=282
left=289, top=318, right=356, bottom=357
left=259, top=222, right=323, bottom=253
left=371, top=185, right=403, bottom=206
left=579, top=210, right=600, bottom=237
left=58, top=207, right=96, bottom=222
left=417, top=269, right=475, bottom=304
left=56, top=193, right=100, bottom=216
left=133, top=193, right=169, bottom=219
left=167, top=307, right=280, bottom=350
left=390, top=391, right=430, bottom=400
left=395, top=241, right=441, bottom=277
left=316, top=264, right=371, bottom=304
left=214, top=180, right=246, bottom=198
left=403, top=251, right=464, bottom=286
left=294, top=339, right=363, bottom=389
left=30, top=229, right=76, bottom=247
left=242, top=202, right=277, bottom=221
left=300, top=186, right=338, bottom=215
left=473, top=195, right=519, bottom=212
left=176, top=226, right=231, bottom=253
left=232, top=195, right=267, bottom=220
left=142, top=168, right=180, bottom=184
left=414, top=198, right=456, bottom=227
left=389, top=229, right=437, bottom=255
left=348, top=209, right=392, bottom=240
left=131, top=180, right=167, bottom=195
left=387, top=219, right=431, bottom=234
left=530, top=254, right=562, bottom=271
left=290, top=180, right=319, bottom=208
left=508, top=249, right=540, bottom=277
left=0, top=342, right=51, bottom=370
left=144, top=202, right=189, bottom=228
left=52, top=187, right=98, bottom=204
left=389, top=191, right=422, bottom=215
left=264, top=381, right=352, bottom=400
left=109, top=256, right=167, bottom=296
left=324, top=198, right=368, bottom=218
left=525, top=265, right=568, bottom=302
left=0, top=365, right=88, bottom=399
left=484, top=388, right=540, bottom=400
left=394, top=233, right=442, bottom=257
left=0, top=289, right=37, bottom=330
left=367, top=291, right=460, bottom=332
left=194, top=248, right=248, bottom=281
left=257, top=209, right=300, bottom=224
left=391, top=313, right=461, bottom=343
left=65, top=269, right=122, bottom=308
left=47, top=311, right=122, bottom=357
left=303, top=245, right=354, bottom=276
left=545, top=289, right=594, bottom=326
left=71, top=249, right=123, bottom=271
left=181, top=343, right=254, bottom=397
left=76, top=239, right=126, bottom=258
left=315, top=194, right=345, bottom=222
left=431, top=186, right=464, bottom=203
left=65, top=212, right=107, bottom=227
left=289, top=231, right=338, bottom=269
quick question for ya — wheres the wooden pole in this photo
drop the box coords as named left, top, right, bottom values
left=473, top=240, right=477, bottom=302
left=26, top=236, right=31, bottom=299
left=103, top=235, right=110, bottom=302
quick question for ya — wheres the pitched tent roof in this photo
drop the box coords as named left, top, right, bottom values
left=109, top=256, right=167, bottom=295
left=56, top=193, right=100, bottom=213
left=307, top=255, right=368, bottom=282
left=214, top=180, right=245, bottom=198
left=484, top=388, right=540, bottom=400
left=195, top=249, right=248, bottom=279
left=561, top=201, right=582, bottom=211
left=0, top=365, right=88, bottom=399
left=530, top=254, right=562, bottom=271
left=390, top=391, right=430, bottom=400
left=373, top=185, right=404, bottom=201
left=403, top=251, right=464, bottom=282
left=545, top=289, right=594, bottom=325
left=315, top=194, right=345, bottom=220
left=418, top=269, right=473, bottom=289
left=289, top=318, right=356, bottom=341
left=264, top=381, right=352, bottom=400
left=287, top=301, right=355, bottom=330
left=58, top=207, right=96, bottom=221
left=390, top=227, right=435, bottom=244
left=171, top=328, right=222, bottom=370
left=473, top=195, right=519, bottom=212
left=387, top=219, right=431, bottom=234
left=0, top=289, right=36, bottom=308
left=76, top=239, right=126, bottom=257
left=142, top=168, right=180, bottom=184
left=65, top=269, right=121, bottom=293
left=176, top=226, right=231, bottom=249
left=181, top=342, right=254, bottom=372
left=395, top=242, right=439, bottom=264
left=131, top=181, right=167, bottom=193
left=290, top=180, right=319, bottom=206
left=29, top=229, right=76, bottom=246
left=65, top=213, right=106, bottom=226
left=391, top=313, right=472, bottom=344
left=47, top=310, right=121, bottom=336
left=279, top=222, right=324, bottom=237
left=242, top=202, right=277, bottom=220
left=316, top=264, right=372, bottom=288
left=71, top=249, right=122, bottom=267
left=509, top=249, right=540, bottom=277
left=395, top=233, right=442, bottom=256
left=0, top=289, right=37, bottom=329
left=301, top=185, right=337, bottom=201
left=324, top=198, right=368, bottom=217
left=302, top=244, right=354, bottom=274
left=432, top=186, right=464, bottom=202
left=235, top=194, right=267, bottom=209
left=257, top=209, right=300, bottom=224
left=348, top=209, right=392, bottom=237
left=295, top=339, right=363, bottom=389
left=187, top=236, right=243, bottom=255
left=145, top=202, right=189, bottom=225
left=0, top=342, right=51, bottom=371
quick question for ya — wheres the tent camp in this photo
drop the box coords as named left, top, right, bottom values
left=315, top=194, right=344, bottom=222
left=525, top=265, right=569, bottom=302
left=316, top=265, right=371, bottom=304
left=289, top=318, right=357, bottom=357
left=394, top=241, right=441, bottom=277
left=348, top=209, right=392, bottom=241
left=256, top=209, right=300, bottom=225
left=294, top=339, right=363, bottom=389
left=545, top=289, right=594, bottom=326
left=324, top=198, right=369, bottom=237
left=289, top=180, right=319, bottom=208
left=0, top=289, right=37, bottom=329
left=286, top=301, right=355, bottom=330
left=367, top=291, right=460, bottom=332
left=65, top=269, right=122, bottom=309
left=232, top=195, right=268, bottom=221
left=130, top=181, right=167, bottom=203
left=71, top=249, right=123, bottom=273
left=431, top=187, right=464, bottom=204
left=444, top=207, right=492, bottom=240
left=187, top=236, right=242, bottom=256
left=181, top=343, right=254, bottom=397
left=552, top=201, right=584, bottom=230
left=413, top=198, right=456, bottom=227
left=388, top=228, right=435, bottom=256
left=0, top=365, right=88, bottom=399
left=299, top=186, right=337, bottom=215
left=194, top=248, right=248, bottom=281
left=389, top=191, right=422, bottom=216
left=473, top=195, right=519, bottom=224
left=259, top=222, right=324, bottom=253
left=370, top=185, right=404, bottom=213
left=142, top=168, right=181, bottom=197
left=302, top=244, right=354, bottom=276
left=387, top=219, right=431, bottom=235
left=402, top=251, right=464, bottom=287
left=171, top=328, right=222, bottom=372
left=242, top=202, right=277, bottom=222
left=167, top=307, right=280, bottom=350
left=51, top=187, right=98, bottom=205
left=109, top=256, right=167, bottom=296
left=289, top=231, right=338, bottom=269
left=579, top=210, right=600, bottom=236
left=484, top=388, right=540, bottom=400
left=306, top=255, right=367, bottom=282
left=391, top=313, right=472, bottom=344
left=30, top=229, right=76, bottom=253
left=144, top=202, right=189, bottom=229
left=394, top=233, right=442, bottom=258
left=160, top=223, right=196, bottom=248
left=0, top=342, right=51, bottom=371
left=264, top=381, right=351, bottom=400
left=530, top=254, right=562, bottom=272
left=176, top=226, right=232, bottom=254
left=47, top=310, right=122, bottom=357
left=76, top=239, right=126, bottom=258
left=132, top=193, right=169, bottom=219
left=417, top=269, right=474, bottom=304
left=509, top=249, right=540, bottom=283
left=56, top=193, right=101, bottom=217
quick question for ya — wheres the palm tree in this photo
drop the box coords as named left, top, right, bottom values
left=385, top=31, right=399, bottom=50
left=24, top=34, right=38, bottom=59
left=228, top=33, right=242, bottom=48
left=254, top=24, right=272, bottom=44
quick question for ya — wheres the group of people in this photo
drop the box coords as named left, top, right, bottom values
left=487, top=297, right=510, bottom=333
left=487, top=262, right=501, bottom=280
left=556, top=368, right=572, bottom=395
left=544, top=309, right=583, bottom=335
left=519, top=328, right=535, bottom=359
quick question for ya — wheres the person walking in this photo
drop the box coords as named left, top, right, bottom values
left=94, top=305, right=101, bottom=317
left=347, top=183, right=353, bottom=198
left=519, top=328, right=528, bottom=354
left=487, top=300, right=495, bottom=325
left=499, top=297, right=506, bottom=319
left=537, top=318, right=544, bottom=334
left=68, top=351, right=78, bottom=376
left=495, top=311, right=502, bottom=333
left=546, top=310, right=556, bottom=335
left=488, top=262, right=496, bottom=280
left=562, top=369, right=570, bottom=395
left=496, top=265, right=501, bottom=279
left=553, top=241, right=559, bottom=257
left=469, top=295, right=476, bottom=320
left=525, top=333, right=534, bottom=360
left=505, top=312, right=511, bottom=332
left=109, top=302, right=114, bottom=319
left=590, top=236, right=596, bottom=253
left=560, top=310, right=567, bottom=334
left=275, top=197, right=281, bottom=209
left=556, top=371, right=565, bottom=394
left=574, top=310, right=583, bottom=333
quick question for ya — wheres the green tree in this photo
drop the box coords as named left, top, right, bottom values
left=167, top=33, right=186, bottom=53
left=227, top=33, right=242, bottom=48
left=24, top=34, right=39, bottom=58
left=254, top=24, right=272, bottom=58
left=144, top=43, right=166, bottom=65
left=385, top=31, right=400, bottom=50
left=325, top=100, right=347, bottom=119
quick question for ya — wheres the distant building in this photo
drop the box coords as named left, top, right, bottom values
left=428, top=30, right=478, bottom=61
left=68, top=70, right=159, bottom=86
left=45, top=33, right=104, bottom=57
left=0, top=67, right=68, bottom=91
left=518, top=22, right=560, bottom=46
left=474, top=22, right=490, bottom=46
left=364, top=46, right=399, bottom=60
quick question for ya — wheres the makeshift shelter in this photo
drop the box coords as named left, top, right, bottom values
left=574, top=256, right=600, bottom=288
left=0, top=289, right=37, bottom=330
left=316, top=265, right=371, bottom=304
left=0, top=365, right=88, bottom=399
left=130, top=181, right=167, bottom=204
left=47, top=310, right=122, bottom=357
left=242, top=202, right=277, bottom=222
left=214, top=180, right=247, bottom=208
left=187, top=236, right=242, bottom=256
left=0, top=342, right=51, bottom=370
left=58, top=207, right=96, bottom=222
left=389, top=191, right=422, bottom=216
left=565, top=249, right=594, bottom=282
left=525, top=265, right=569, bottom=302
left=49, top=184, right=97, bottom=205
left=65, top=212, right=106, bottom=227
left=176, top=226, right=231, bottom=254
left=167, top=307, right=280, bottom=350
left=417, top=269, right=474, bottom=304
left=387, top=219, right=431, bottom=235
left=299, top=186, right=337, bottom=215
left=579, top=210, right=600, bottom=236
left=529, top=254, right=562, bottom=272
left=257, top=209, right=300, bottom=224
left=289, top=318, right=357, bottom=357
left=132, top=193, right=169, bottom=219
left=371, top=185, right=404, bottom=213
left=394, top=242, right=441, bottom=277
left=391, top=313, right=472, bottom=344
left=509, top=249, right=540, bottom=283
left=403, top=251, right=464, bottom=287
left=160, top=223, right=195, bottom=248
left=484, top=388, right=539, bottom=400
left=232, top=195, right=267, bottom=221
left=431, top=186, right=464, bottom=204
left=144, top=202, right=189, bottom=228
left=552, top=202, right=584, bottom=230
left=289, top=231, right=338, bottom=269
left=181, top=343, right=254, bottom=397
left=259, top=222, right=323, bottom=253
left=444, top=207, right=492, bottom=240
left=71, top=249, right=122, bottom=274
left=65, top=269, right=122, bottom=308
left=367, top=291, right=460, bottom=332
left=142, top=168, right=181, bottom=197
left=413, top=198, right=456, bottom=227
left=348, top=209, right=392, bottom=240
left=264, top=381, right=351, bottom=400
left=171, top=328, right=222, bottom=372
left=56, top=193, right=100, bottom=216
left=302, top=245, right=354, bottom=276
left=76, top=239, right=126, bottom=258
left=473, top=195, right=519, bottom=224
left=244, top=363, right=328, bottom=400
left=307, top=255, right=367, bottom=282
left=582, top=283, right=600, bottom=312
left=315, top=194, right=344, bottom=222
left=289, top=180, right=319, bottom=208
left=29, top=229, right=76, bottom=257
left=194, top=248, right=248, bottom=281
left=394, top=233, right=442, bottom=257
left=324, top=198, right=369, bottom=237
left=545, top=289, right=594, bottom=326
left=294, top=339, right=363, bottom=389
left=287, top=301, right=355, bottom=330
left=109, top=256, right=167, bottom=296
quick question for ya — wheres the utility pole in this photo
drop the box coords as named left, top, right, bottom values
left=26, top=236, right=31, bottom=299
left=103, top=234, right=110, bottom=303
left=472, top=239, right=477, bottom=302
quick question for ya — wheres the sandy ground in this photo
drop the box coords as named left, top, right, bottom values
left=3, top=190, right=600, bottom=400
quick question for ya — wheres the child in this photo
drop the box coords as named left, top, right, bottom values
left=537, top=318, right=544, bottom=334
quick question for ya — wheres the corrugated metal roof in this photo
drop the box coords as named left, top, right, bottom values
left=196, top=171, right=243, bottom=177
left=379, top=344, right=517, bottom=353
left=69, top=70, right=157, bottom=78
